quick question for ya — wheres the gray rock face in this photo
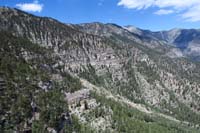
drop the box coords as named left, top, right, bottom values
left=0, top=7, right=200, bottom=128
left=74, top=23, right=170, bottom=53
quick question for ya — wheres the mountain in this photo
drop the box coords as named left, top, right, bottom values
left=73, top=23, right=189, bottom=59
left=0, top=7, right=200, bottom=132
left=157, top=29, right=200, bottom=60
left=71, top=22, right=170, bottom=52
left=125, top=26, right=200, bottom=61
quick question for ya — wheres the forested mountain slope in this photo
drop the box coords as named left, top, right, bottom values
left=0, top=7, right=200, bottom=132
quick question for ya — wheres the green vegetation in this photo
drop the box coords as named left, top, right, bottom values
left=91, top=92, right=200, bottom=133
left=137, top=61, right=160, bottom=83
left=79, top=64, right=106, bottom=85
left=63, top=115, right=94, bottom=133
left=0, top=32, right=85, bottom=132
left=161, top=91, right=200, bottom=126
left=0, top=32, right=46, bottom=132
left=35, top=89, right=68, bottom=130
left=61, top=73, right=82, bottom=93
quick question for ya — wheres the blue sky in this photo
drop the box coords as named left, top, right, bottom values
left=0, top=0, right=200, bottom=31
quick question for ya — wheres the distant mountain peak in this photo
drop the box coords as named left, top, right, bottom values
left=124, top=25, right=142, bottom=35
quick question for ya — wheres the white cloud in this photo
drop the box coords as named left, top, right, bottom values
left=118, top=0, right=154, bottom=9
left=181, top=5, right=200, bottom=22
left=154, top=9, right=174, bottom=15
left=16, top=0, right=43, bottom=12
left=118, top=0, right=200, bottom=22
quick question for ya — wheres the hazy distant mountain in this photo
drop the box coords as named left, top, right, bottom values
left=0, top=7, right=200, bottom=132
left=158, top=29, right=200, bottom=60
left=125, top=26, right=200, bottom=61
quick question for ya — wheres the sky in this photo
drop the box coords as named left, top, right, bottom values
left=0, top=0, right=200, bottom=31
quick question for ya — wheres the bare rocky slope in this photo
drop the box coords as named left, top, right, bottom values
left=0, top=7, right=200, bottom=132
